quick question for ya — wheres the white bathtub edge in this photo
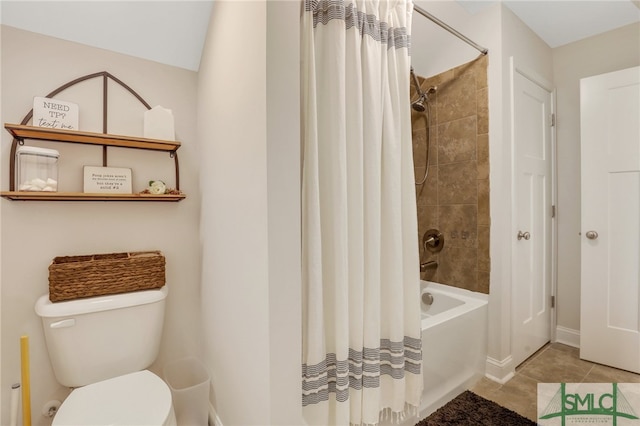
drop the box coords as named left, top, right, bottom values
left=423, top=281, right=489, bottom=303
left=421, top=282, right=488, bottom=329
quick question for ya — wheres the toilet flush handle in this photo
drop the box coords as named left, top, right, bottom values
left=49, top=319, right=76, bottom=329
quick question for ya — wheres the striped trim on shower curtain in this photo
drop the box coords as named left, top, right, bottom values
left=302, top=337, right=422, bottom=406
left=307, top=0, right=411, bottom=51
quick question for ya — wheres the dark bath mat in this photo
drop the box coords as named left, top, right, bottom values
left=415, top=390, right=537, bottom=425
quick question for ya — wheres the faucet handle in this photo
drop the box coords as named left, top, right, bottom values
left=423, top=229, right=444, bottom=253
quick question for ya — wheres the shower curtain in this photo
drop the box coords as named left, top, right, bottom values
left=301, top=1, right=422, bottom=425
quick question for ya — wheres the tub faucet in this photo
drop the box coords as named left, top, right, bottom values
left=420, top=260, right=438, bottom=272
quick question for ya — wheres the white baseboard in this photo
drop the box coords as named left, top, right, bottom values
left=484, top=355, right=515, bottom=384
left=209, top=403, right=223, bottom=426
left=555, top=326, right=580, bottom=348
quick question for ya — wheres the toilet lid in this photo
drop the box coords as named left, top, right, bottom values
left=53, top=370, right=172, bottom=426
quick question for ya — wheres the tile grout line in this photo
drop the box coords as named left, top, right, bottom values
left=580, top=364, right=596, bottom=383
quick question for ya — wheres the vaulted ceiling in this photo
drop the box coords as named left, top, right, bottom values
left=1, top=1, right=639, bottom=71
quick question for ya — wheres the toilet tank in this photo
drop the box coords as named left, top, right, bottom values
left=35, top=286, right=168, bottom=388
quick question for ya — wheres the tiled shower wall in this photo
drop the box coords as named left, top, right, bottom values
left=412, top=55, right=490, bottom=294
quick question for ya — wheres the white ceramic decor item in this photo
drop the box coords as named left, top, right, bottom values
left=144, top=106, right=175, bottom=141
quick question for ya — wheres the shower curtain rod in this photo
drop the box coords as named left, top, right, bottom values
left=413, top=4, right=489, bottom=55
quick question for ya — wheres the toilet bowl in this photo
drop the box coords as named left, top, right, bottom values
left=53, top=370, right=176, bottom=426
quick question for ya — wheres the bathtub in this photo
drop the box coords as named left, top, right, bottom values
left=416, top=281, right=488, bottom=420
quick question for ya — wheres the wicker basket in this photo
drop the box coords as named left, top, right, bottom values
left=48, top=251, right=165, bottom=302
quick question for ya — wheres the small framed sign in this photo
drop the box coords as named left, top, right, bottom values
left=33, top=97, right=79, bottom=130
left=83, top=166, right=132, bottom=194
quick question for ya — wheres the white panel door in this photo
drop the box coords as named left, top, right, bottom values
left=512, top=69, right=553, bottom=368
left=580, top=66, right=640, bottom=374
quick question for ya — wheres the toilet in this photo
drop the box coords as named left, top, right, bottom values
left=35, top=286, right=176, bottom=426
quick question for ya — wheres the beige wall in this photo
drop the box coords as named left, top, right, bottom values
left=553, top=22, right=640, bottom=333
left=265, top=2, right=303, bottom=423
left=413, top=55, right=490, bottom=294
left=198, top=1, right=302, bottom=425
left=0, top=25, right=203, bottom=425
left=198, top=1, right=270, bottom=423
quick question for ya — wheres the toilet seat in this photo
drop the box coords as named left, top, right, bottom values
left=53, top=370, right=174, bottom=426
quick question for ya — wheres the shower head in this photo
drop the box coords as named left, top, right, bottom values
left=410, top=67, right=436, bottom=113
left=412, top=95, right=427, bottom=112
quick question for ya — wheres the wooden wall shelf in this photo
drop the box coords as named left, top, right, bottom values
left=3, top=124, right=184, bottom=202
left=0, top=191, right=185, bottom=202
left=5, top=124, right=181, bottom=152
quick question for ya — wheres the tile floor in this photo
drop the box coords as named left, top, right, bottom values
left=470, top=343, right=640, bottom=421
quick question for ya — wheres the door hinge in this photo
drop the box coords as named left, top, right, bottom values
left=550, top=113, right=556, bottom=127
left=551, top=295, right=555, bottom=308
left=551, top=205, right=556, bottom=218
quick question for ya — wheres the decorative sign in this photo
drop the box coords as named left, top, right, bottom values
left=83, top=166, right=132, bottom=194
left=33, top=97, right=79, bottom=130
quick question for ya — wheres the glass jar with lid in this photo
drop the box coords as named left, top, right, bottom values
left=16, top=146, right=59, bottom=192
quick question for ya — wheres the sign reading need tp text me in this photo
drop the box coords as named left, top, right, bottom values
left=33, top=97, right=79, bottom=130
left=83, top=166, right=132, bottom=194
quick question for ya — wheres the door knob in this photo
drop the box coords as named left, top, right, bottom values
left=517, top=231, right=530, bottom=240
left=586, top=230, right=598, bottom=240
